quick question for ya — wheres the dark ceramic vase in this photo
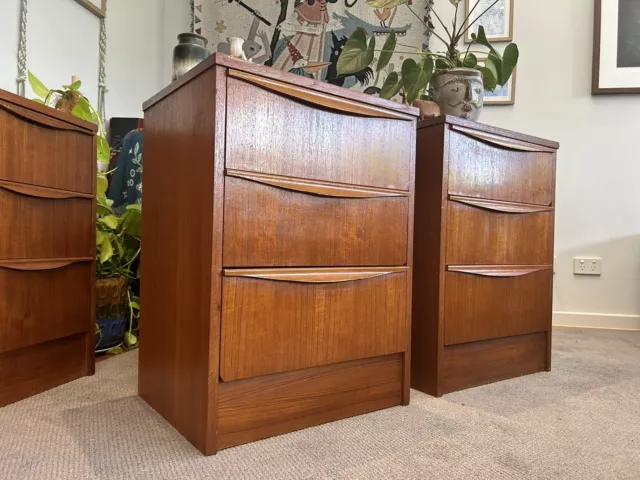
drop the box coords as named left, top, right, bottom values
left=172, top=33, right=210, bottom=82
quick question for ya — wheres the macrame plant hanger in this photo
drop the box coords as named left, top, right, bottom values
left=16, top=0, right=28, bottom=96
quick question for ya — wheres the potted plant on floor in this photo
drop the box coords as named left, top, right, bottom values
left=336, top=0, right=519, bottom=121
left=28, top=73, right=141, bottom=353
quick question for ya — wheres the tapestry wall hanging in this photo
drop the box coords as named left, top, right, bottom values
left=193, top=0, right=434, bottom=95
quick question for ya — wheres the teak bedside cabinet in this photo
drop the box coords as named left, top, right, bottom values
left=411, top=116, right=559, bottom=397
left=0, top=88, right=97, bottom=407
left=138, top=54, right=418, bottom=455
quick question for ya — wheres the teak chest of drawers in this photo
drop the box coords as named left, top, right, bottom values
left=139, top=54, right=418, bottom=455
left=0, top=89, right=96, bottom=407
left=411, top=116, right=559, bottom=396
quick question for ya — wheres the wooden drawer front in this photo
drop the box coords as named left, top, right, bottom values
left=223, top=173, right=408, bottom=267
left=446, top=197, right=554, bottom=265
left=448, top=126, right=555, bottom=206
left=0, top=182, right=93, bottom=259
left=225, top=72, right=414, bottom=190
left=0, top=100, right=94, bottom=194
left=444, top=266, right=552, bottom=345
left=220, top=268, right=408, bottom=381
left=0, top=261, right=91, bottom=354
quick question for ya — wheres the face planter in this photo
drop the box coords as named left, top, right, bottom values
left=429, top=68, right=484, bottom=121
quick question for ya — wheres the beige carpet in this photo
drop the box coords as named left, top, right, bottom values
left=1, top=327, right=639, bottom=480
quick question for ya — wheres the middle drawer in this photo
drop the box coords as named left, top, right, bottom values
left=223, top=173, right=408, bottom=267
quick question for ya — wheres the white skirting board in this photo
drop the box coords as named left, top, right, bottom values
left=553, top=312, right=640, bottom=331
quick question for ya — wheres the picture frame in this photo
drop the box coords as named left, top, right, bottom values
left=476, top=55, right=517, bottom=105
left=592, top=0, right=640, bottom=94
left=73, top=0, right=107, bottom=18
left=464, top=0, right=514, bottom=44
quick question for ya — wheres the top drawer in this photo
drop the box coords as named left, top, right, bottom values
left=225, top=71, right=414, bottom=191
left=0, top=99, right=94, bottom=194
left=448, top=126, right=556, bottom=206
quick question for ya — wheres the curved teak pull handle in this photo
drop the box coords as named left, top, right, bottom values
left=0, top=258, right=92, bottom=271
left=449, top=195, right=553, bottom=213
left=223, top=267, right=408, bottom=283
left=226, top=169, right=408, bottom=198
left=447, top=265, right=552, bottom=277
left=0, top=99, right=94, bottom=135
left=451, top=125, right=556, bottom=153
left=229, top=69, right=414, bottom=121
left=0, top=180, right=93, bottom=199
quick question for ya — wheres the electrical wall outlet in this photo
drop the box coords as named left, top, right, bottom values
left=573, top=257, right=602, bottom=276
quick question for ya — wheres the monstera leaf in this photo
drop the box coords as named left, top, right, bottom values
left=337, top=27, right=375, bottom=76
left=402, top=56, right=434, bottom=105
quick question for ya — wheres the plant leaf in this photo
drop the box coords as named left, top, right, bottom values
left=129, top=301, right=140, bottom=310
left=67, top=80, right=82, bottom=91
left=435, top=58, right=450, bottom=70
left=336, top=27, right=374, bottom=76
left=379, top=72, right=403, bottom=99
left=462, top=53, right=477, bottom=68
left=99, top=236, right=114, bottom=264
left=107, top=346, right=124, bottom=355
left=471, top=26, right=499, bottom=57
left=28, top=72, right=50, bottom=98
left=500, top=43, right=519, bottom=85
left=484, top=55, right=500, bottom=86
left=402, top=56, right=434, bottom=105
left=97, top=174, right=109, bottom=196
left=479, top=67, right=497, bottom=91
left=96, top=230, right=105, bottom=245
left=377, top=30, right=396, bottom=73
left=97, top=135, right=110, bottom=164
left=31, top=98, right=45, bottom=105
left=125, top=203, right=142, bottom=212
left=99, top=215, right=118, bottom=229
left=72, top=96, right=93, bottom=123
left=124, top=332, right=138, bottom=347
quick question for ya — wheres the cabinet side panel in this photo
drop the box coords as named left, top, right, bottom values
left=411, top=124, right=447, bottom=396
left=138, top=69, right=217, bottom=454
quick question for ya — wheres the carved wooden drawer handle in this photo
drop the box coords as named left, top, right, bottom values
left=449, top=195, right=554, bottom=213
left=0, top=180, right=94, bottom=199
left=0, top=258, right=92, bottom=271
left=447, top=265, right=552, bottom=277
left=451, top=125, right=556, bottom=153
left=223, top=267, right=408, bottom=283
left=0, top=99, right=95, bottom=135
left=229, top=69, right=414, bottom=121
left=226, top=169, right=408, bottom=198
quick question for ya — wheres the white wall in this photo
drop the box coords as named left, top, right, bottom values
left=433, top=0, right=640, bottom=328
left=0, top=0, right=174, bottom=118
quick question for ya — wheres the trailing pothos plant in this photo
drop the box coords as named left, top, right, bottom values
left=28, top=73, right=141, bottom=351
left=336, top=0, right=519, bottom=104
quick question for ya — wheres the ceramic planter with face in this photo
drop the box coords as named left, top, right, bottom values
left=429, top=68, right=484, bottom=121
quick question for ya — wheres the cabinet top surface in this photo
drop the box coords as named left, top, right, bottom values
left=0, top=88, right=97, bottom=133
left=418, top=115, right=559, bottom=150
left=144, top=53, right=419, bottom=118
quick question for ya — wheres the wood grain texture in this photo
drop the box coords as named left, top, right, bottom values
left=225, top=169, right=408, bottom=198
left=228, top=69, right=414, bottom=121
left=444, top=268, right=552, bottom=345
left=0, top=258, right=92, bottom=270
left=0, top=101, right=94, bottom=194
left=223, top=267, right=407, bottom=282
left=411, top=123, right=448, bottom=397
left=138, top=67, right=218, bottom=455
left=223, top=176, right=408, bottom=267
left=0, top=179, right=94, bottom=199
left=412, top=118, right=557, bottom=397
left=417, top=115, right=559, bottom=149
left=0, top=187, right=92, bottom=259
left=225, top=77, right=413, bottom=191
left=441, top=332, right=548, bottom=394
left=446, top=199, right=553, bottom=265
left=220, top=271, right=407, bottom=381
left=448, top=129, right=555, bottom=206
left=144, top=54, right=419, bottom=118
left=218, top=354, right=402, bottom=449
left=0, top=333, right=88, bottom=407
left=0, top=262, right=91, bottom=354
left=450, top=125, right=556, bottom=153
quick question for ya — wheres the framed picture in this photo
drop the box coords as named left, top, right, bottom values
left=592, top=0, right=640, bottom=94
left=464, top=0, right=514, bottom=43
left=476, top=55, right=517, bottom=105
left=73, top=0, right=107, bottom=18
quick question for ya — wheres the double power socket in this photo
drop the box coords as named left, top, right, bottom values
left=573, top=257, right=603, bottom=276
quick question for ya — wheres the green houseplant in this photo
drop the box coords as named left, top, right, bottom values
left=28, top=73, right=141, bottom=352
left=336, top=0, right=519, bottom=119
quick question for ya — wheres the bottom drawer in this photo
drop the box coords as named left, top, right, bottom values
left=444, top=266, right=552, bottom=345
left=441, top=332, right=548, bottom=394
left=220, top=267, right=408, bottom=381
left=0, top=260, right=92, bottom=354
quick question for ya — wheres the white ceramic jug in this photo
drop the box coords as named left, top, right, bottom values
left=228, top=37, right=248, bottom=61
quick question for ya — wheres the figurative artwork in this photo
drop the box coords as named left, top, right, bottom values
left=593, top=0, right=640, bottom=94
left=193, top=0, right=433, bottom=94
left=464, top=0, right=513, bottom=43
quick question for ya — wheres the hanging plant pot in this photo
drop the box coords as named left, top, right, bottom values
left=95, top=276, right=128, bottom=352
